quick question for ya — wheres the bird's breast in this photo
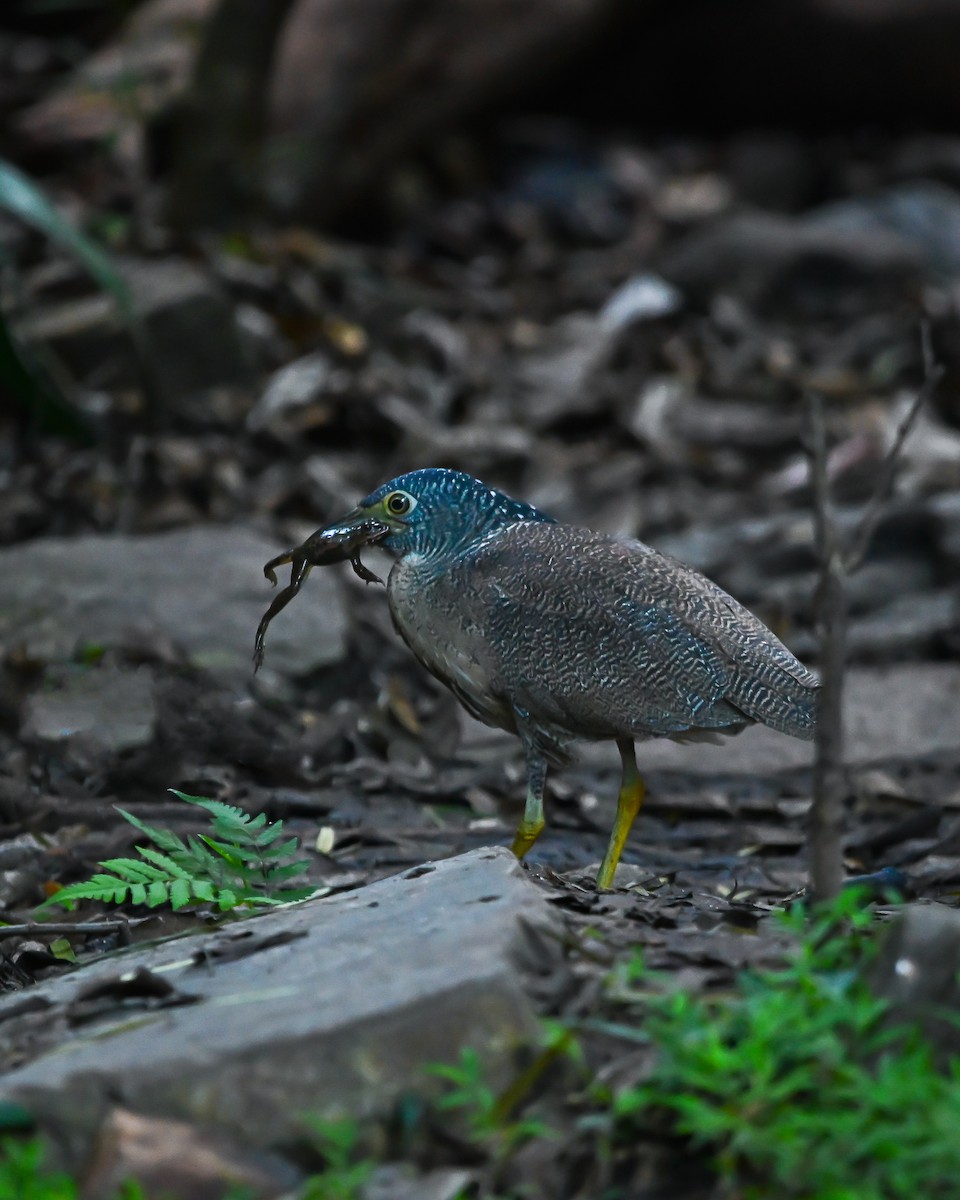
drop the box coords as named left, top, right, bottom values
left=387, top=555, right=511, bottom=731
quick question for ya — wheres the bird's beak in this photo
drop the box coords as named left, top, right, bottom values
left=327, top=505, right=366, bottom=527
left=298, top=509, right=391, bottom=565
left=325, top=503, right=407, bottom=534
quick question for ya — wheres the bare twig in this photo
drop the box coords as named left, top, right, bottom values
left=806, top=390, right=846, bottom=902
left=0, top=918, right=152, bottom=939
left=845, top=322, right=942, bottom=574
left=805, top=323, right=941, bottom=902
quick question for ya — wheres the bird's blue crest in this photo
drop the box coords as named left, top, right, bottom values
left=359, top=468, right=554, bottom=558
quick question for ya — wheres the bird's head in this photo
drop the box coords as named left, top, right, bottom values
left=330, top=468, right=553, bottom=559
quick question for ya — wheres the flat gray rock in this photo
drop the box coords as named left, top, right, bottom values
left=0, top=848, right=560, bottom=1163
left=0, top=525, right=346, bottom=676
left=17, top=257, right=256, bottom=406
left=21, top=664, right=157, bottom=752
left=868, top=904, right=960, bottom=1062
left=122, top=256, right=256, bottom=404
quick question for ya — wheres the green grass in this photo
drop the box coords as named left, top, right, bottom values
left=0, top=1137, right=77, bottom=1200
left=592, top=893, right=960, bottom=1199
left=0, top=1138, right=145, bottom=1200
left=298, top=1118, right=376, bottom=1200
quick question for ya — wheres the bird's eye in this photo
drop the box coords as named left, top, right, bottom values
left=385, top=491, right=415, bottom=516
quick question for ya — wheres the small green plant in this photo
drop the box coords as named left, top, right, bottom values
left=428, top=1043, right=555, bottom=1155
left=0, top=158, right=128, bottom=308
left=0, top=1137, right=77, bottom=1200
left=599, top=893, right=960, bottom=1200
left=0, top=1135, right=147, bottom=1200
left=41, top=791, right=315, bottom=913
left=298, top=1117, right=376, bottom=1200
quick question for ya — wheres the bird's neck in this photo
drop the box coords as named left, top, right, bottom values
left=396, top=500, right=554, bottom=563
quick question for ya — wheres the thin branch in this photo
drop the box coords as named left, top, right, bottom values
left=807, top=391, right=835, bottom=570
left=0, top=918, right=152, bottom=939
left=806, top=390, right=846, bottom=902
left=845, top=321, right=942, bottom=573
left=804, top=323, right=939, bottom=902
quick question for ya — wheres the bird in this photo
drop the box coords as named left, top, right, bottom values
left=317, top=467, right=819, bottom=889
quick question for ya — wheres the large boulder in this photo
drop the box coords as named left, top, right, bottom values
left=0, top=848, right=561, bottom=1169
left=0, top=526, right=347, bottom=677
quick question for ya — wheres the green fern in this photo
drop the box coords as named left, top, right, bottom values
left=41, top=791, right=316, bottom=913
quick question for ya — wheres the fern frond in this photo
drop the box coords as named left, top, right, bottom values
left=41, top=791, right=314, bottom=915
left=266, top=836, right=301, bottom=860
left=261, top=860, right=312, bottom=884
left=172, top=792, right=252, bottom=829
left=43, top=874, right=134, bottom=907
left=134, top=845, right=194, bottom=879
left=115, top=806, right=188, bottom=854
left=97, top=858, right=169, bottom=883
left=196, top=835, right=250, bottom=870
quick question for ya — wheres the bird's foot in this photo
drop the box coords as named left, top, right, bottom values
left=511, top=819, right=544, bottom=860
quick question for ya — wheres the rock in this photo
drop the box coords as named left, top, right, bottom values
left=82, top=1109, right=298, bottom=1200
left=657, top=211, right=923, bottom=317
left=246, top=351, right=333, bottom=434
left=0, top=833, right=55, bottom=911
left=0, top=848, right=561, bottom=1168
left=124, top=257, right=256, bottom=409
left=806, top=182, right=960, bottom=282
left=16, top=257, right=255, bottom=408
left=845, top=664, right=960, bottom=764
left=842, top=589, right=959, bottom=661
left=13, top=293, right=119, bottom=383
left=0, top=526, right=347, bottom=677
left=518, top=273, right=681, bottom=427
left=597, top=272, right=683, bottom=329
left=868, top=904, right=960, bottom=1062
left=21, top=665, right=157, bottom=753
left=365, top=1165, right=475, bottom=1200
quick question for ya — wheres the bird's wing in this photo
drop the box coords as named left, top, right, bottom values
left=440, top=527, right=731, bottom=739
left=446, top=523, right=816, bottom=740
left=638, top=546, right=819, bottom=737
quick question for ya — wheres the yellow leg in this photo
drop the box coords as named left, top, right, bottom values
left=596, top=739, right=645, bottom=890
left=511, top=752, right=547, bottom=860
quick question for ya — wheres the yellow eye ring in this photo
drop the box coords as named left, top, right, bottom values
left=385, top=491, right=414, bottom=516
